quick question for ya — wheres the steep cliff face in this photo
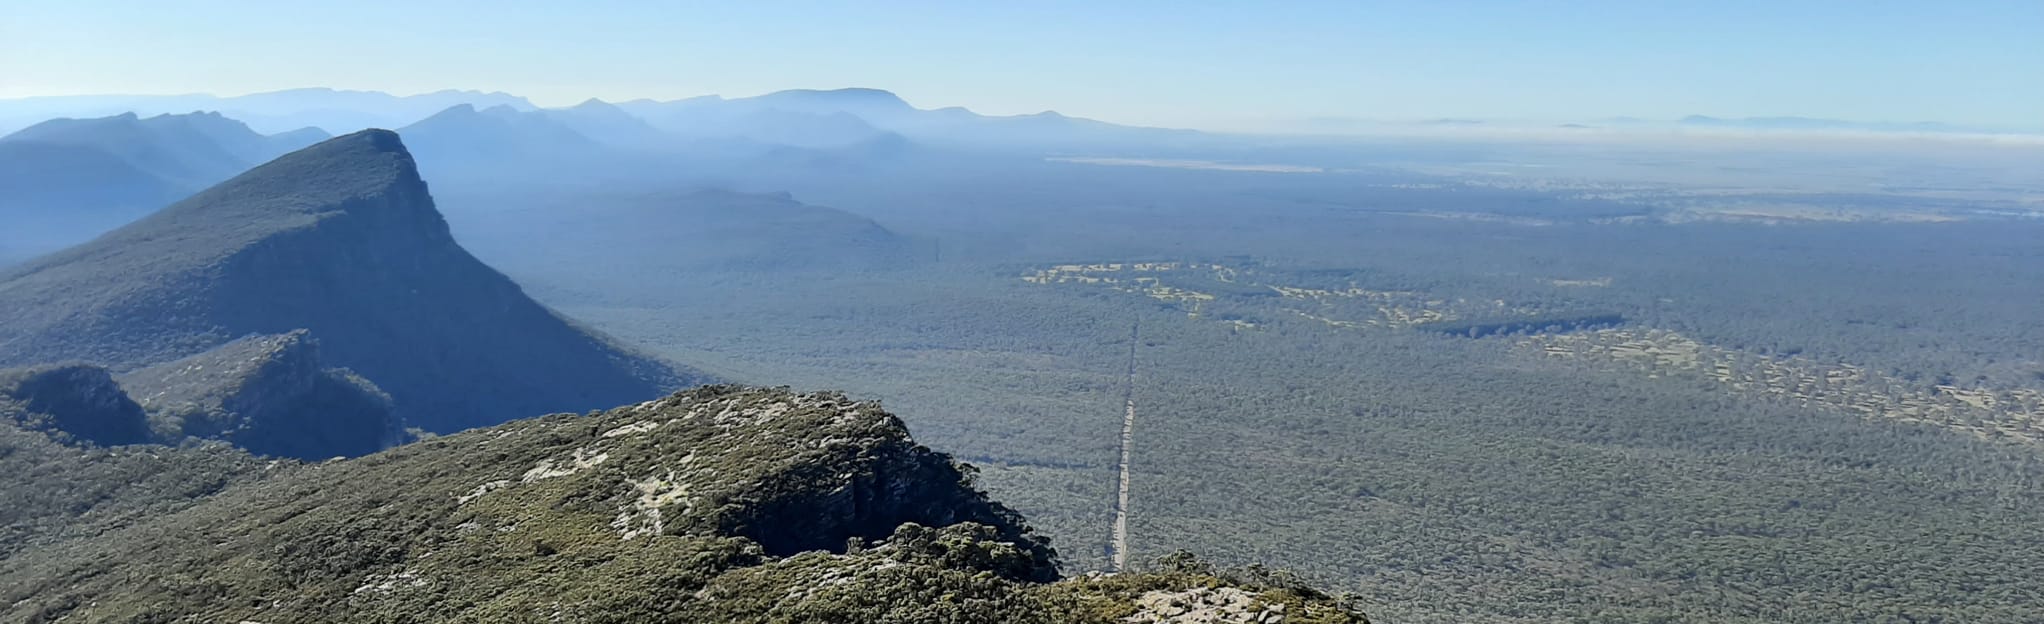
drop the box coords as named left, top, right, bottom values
left=120, top=330, right=396, bottom=459
left=0, top=386, right=1366, bottom=623
left=0, top=130, right=704, bottom=432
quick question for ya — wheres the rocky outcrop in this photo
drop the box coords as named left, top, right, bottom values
left=0, top=386, right=1364, bottom=623
left=575, top=386, right=1053, bottom=575
left=0, top=364, right=151, bottom=446
left=120, top=330, right=396, bottom=459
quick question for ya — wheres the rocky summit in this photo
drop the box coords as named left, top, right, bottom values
left=0, top=386, right=1366, bottom=623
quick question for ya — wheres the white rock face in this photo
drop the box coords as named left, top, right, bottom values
left=520, top=447, right=609, bottom=483
left=1125, top=586, right=1287, bottom=623
left=613, top=471, right=692, bottom=540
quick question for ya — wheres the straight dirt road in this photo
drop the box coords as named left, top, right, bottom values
left=1109, top=320, right=1138, bottom=572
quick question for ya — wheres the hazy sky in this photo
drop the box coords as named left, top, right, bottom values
left=3, top=1, right=2039, bottom=129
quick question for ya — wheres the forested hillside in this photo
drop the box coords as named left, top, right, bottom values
left=481, top=153, right=2044, bottom=622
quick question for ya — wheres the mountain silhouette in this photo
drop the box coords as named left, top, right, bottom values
left=0, top=129, right=702, bottom=432
left=539, top=98, right=671, bottom=148
left=400, top=104, right=601, bottom=157
left=2, top=111, right=326, bottom=186
left=0, top=88, right=538, bottom=135
left=621, top=87, right=1197, bottom=151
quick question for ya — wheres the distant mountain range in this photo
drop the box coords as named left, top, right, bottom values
left=0, top=88, right=533, bottom=135
left=1669, top=115, right=1971, bottom=133
left=1273, top=114, right=2027, bottom=136
left=3, top=87, right=2023, bottom=144
left=3, top=110, right=324, bottom=185
left=0, top=130, right=704, bottom=435
left=0, top=87, right=1202, bottom=151
left=0, top=111, right=329, bottom=257
left=397, top=103, right=606, bottom=163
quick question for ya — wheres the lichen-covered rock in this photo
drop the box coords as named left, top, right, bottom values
left=0, top=363, right=152, bottom=446
left=120, top=329, right=397, bottom=459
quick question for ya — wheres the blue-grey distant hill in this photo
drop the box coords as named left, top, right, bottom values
left=4, top=111, right=324, bottom=185
left=0, top=111, right=329, bottom=256
left=396, top=103, right=606, bottom=171
left=1675, top=114, right=1969, bottom=133
left=395, top=100, right=938, bottom=192
left=0, top=88, right=535, bottom=135
left=618, top=88, right=1202, bottom=151
left=448, top=188, right=932, bottom=287
left=539, top=98, right=671, bottom=148
left=2, top=87, right=1209, bottom=156
left=0, top=129, right=703, bottom=433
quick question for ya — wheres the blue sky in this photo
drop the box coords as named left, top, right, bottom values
left=3, top=1, right=2038, bottom=129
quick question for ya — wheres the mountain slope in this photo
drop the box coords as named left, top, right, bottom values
left=0, top=130, right=700, bottom=432
left=0, top=419, right=273, bottom=561
left=0, top=386, right=1366, bottom=623
left=451, top=189, right=929, bottom=283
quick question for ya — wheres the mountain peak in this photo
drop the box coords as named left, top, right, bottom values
left=425, top=103, right=480, bottom=119
left=4, top=127, right=431, bottom=294
left=751, top=88, right=916, bottom=116
left=138, top=128, right=423, bottom=243
left=242, top=128, right=411, bottom=176
left=769, top=87, right=906, bottom=101
left=0, top=130, right=695, bottom=432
